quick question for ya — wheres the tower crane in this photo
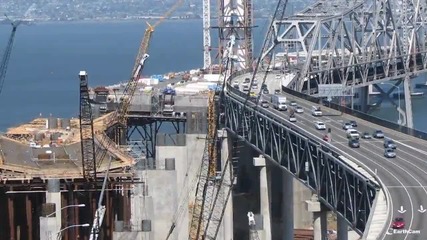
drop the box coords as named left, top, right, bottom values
left=0, top=16, right=22, bottom=96
left=85, top=1, right=184, bottom=239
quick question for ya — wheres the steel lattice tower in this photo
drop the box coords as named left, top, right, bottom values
left=203, top=0, right=212, bottom=70
left=79, top=71, right=97, bottom=180
left=217, top=0, right=253, bottom=70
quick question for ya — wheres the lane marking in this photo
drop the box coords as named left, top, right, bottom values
left=394, top=140, right=427, bottom=156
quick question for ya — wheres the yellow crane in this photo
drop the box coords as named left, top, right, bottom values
left=89, top=1, right=184, bottom=239
left=117, top=0, right=185, bottom=125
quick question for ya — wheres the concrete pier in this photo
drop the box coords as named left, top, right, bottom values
left=306, top=194, right=327, bottom=240
left=113, top=134, right=214, bottom=239
left=219, top=130, right=233, bottom=240
left=39, top=179, right=62, bottom=240
left=281, top=171, right=294, bottom=240
left=253, top=155, right=271, bottom=240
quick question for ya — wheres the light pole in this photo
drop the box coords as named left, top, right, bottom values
left=56, top=223, right=90, bottom=240
left=45, top=204, right=86, bottom=218
left=380, top=82, right=401, bottom=125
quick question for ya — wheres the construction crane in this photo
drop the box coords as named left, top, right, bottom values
left=87, top=1, right=185, bottom=239
left=0, top=16, right=22, bottom=96
left=79, top=71, right=97, bottom=180
left=185, top=36, right=235, bottom=240
left=115, top=0, right=184, bottom=126
left=248, top=212, right=261, bottom=240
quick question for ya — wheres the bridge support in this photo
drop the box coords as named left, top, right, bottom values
left=306, top=194, right=327, bottom=240
left=39, top=179, right=61, bottom=240
left=337, top=215, right=348, bottom=240
left=281, top=171, right=294, bottom=240
left=253, top=156, right=272, bottom=240
left=403, top=76, right=414, bottom=129
left=353, top=86, right=369, bottom=112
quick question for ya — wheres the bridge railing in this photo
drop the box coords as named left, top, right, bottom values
left=280, top=86, right=427, bottom=140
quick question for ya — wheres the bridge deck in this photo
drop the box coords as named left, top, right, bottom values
left=231, top=72, right=427, bottom=239
left=0, top=113, right=135, bottom=180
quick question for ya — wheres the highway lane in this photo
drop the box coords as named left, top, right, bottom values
left=280, top=94, right=427, bottom=239
left=232, top=74, right=427, bottom=238
left=255, top=95, right=414, bottom=239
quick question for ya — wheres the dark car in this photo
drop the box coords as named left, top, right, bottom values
left=392, top=217, right=405, bottom=229
left=262, top=88, right=269, bottom=94
left=348, top=138, right=360, bottom=148
left=384, top=139, right=397, bottom=149
left=274, top=89, right=281, bottom=94
left=350, top=120, right=357, bottom=127
left=373, top=130, right=385, bottom=138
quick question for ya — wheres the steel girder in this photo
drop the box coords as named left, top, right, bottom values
left=222, top=85, right=378, bottom=235
left=264, top=0, right=427, bottom=92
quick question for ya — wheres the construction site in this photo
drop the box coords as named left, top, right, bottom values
left=0, top=0, right=332, bottom=239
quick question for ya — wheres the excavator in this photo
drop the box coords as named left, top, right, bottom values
left=86, top=0, right=184, bottom=239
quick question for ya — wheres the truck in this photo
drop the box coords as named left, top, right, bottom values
left=271, top=95, right=287, bottom=111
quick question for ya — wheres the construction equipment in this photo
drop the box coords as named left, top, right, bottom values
left=87, top=1, right=185, bottom=238
left=0, top=16, right=22, bottom=96
left=79, top=71, right=97, bottom=180
left=185, top=36, right=235, bottom=240
left=248, top=212, right=260, bottom=240
left=116, top=0, right=184, bottom=126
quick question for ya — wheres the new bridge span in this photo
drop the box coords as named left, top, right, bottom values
left=224, top=72, right=427, bottom=240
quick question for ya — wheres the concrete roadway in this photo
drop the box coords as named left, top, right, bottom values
left=263, top=93, right=427, bottom=240
left=232, top=73, right=427, bottom=239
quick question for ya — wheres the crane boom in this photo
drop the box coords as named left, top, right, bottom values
left=88, top=1, right=184, bottom=238
left=0, top=21, right=21, bottom=96
left=115, top=0, right=184, bottom=127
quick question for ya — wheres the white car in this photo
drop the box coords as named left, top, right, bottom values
left=315, top=121, right=326, bottom=130
left=312, top=106, right=322, bottom=116
left=295, top=106, right=304, bottom=113
left=346, top=129, right=360, bottom=139
left=289, top=115, right=297, bottom=122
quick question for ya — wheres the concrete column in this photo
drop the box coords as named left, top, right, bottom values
left=253, top=156, right=271, bottom=240
left=40, top=179, right=61, bottom=240
left=355, top=86, right=369, bottom=112
left=403, top=75, right=414, bottom=129
left=337, top=215, right=348, bottom=240
left=282, top=171, right=294, bottom=240
left=219, top=130, right=233, bottom=240
left=306, top=195, right=327, bottom=240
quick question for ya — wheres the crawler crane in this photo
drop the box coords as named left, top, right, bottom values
left=86, top=1, right=184, bottom=239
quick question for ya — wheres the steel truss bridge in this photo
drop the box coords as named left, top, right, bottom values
left=264, top=0, right=427, bottom=90
left=224, top=84, right=377, bottom=235
left=218, top=0, right=427, bottom=238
